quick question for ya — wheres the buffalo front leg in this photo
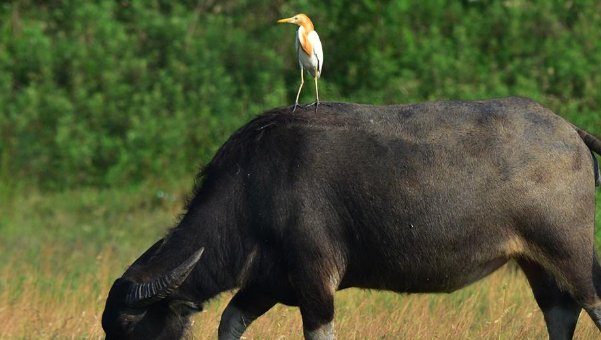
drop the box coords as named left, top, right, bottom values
left=217, top=290, right=276, bottom=340
left=304, top=321, right=334, bottom=340
left=299, top=287, right=335, bottom=340
left=292, top=266, right=337, bottom=339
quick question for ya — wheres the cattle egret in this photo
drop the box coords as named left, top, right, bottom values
left=277, top=14, right=323, bottom=112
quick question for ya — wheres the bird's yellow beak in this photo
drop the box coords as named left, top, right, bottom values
left=277, top=17, right=294, bottom=24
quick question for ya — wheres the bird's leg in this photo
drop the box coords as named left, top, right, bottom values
left=293, top=69, right=304, bottom=113
left=313, top=71, right=320, bottom=113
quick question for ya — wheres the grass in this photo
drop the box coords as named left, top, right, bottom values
left=1, top=183, right=601, bottom=339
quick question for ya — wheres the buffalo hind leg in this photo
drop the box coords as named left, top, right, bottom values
left=583, top=256, right=601, bottom=331
left=217, top=289, right=276, bottom=340
left=518, top=259, right=581, bottom=340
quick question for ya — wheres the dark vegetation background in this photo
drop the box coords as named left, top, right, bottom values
left=2, top=0, right=601, bottom=192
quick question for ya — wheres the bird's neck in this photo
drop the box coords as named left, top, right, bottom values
left=297, top=26, right=313, bottom=56
left=299, top=18, right=314, bottom=32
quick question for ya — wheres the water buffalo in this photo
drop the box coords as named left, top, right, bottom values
left=102, top=97, right=601, bottom=340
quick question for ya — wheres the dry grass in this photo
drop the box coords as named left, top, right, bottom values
left=1, top=256, right=598, bottom=339
left=192, top=265, right=598, bottom=339
left=0, top=247, right=115, bottom=339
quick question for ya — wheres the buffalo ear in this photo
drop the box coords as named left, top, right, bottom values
left=169, top=300, right=203, bottom=316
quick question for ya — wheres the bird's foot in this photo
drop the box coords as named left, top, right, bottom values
left=291, top=102, right=319, bottom=113
left=307, top=101, right=320, bottom=113
left=292, top=102, right=300, bottom=113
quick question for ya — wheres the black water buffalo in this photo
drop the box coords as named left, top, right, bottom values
left=102, top=97, right=601, bottom=340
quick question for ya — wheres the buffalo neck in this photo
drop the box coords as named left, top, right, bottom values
left=123, top=181, right=248, bottom=304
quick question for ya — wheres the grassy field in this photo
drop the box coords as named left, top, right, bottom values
left=1, top=182, right=601, bottom=339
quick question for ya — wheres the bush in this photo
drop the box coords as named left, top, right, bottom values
left=0, top=0, right=600, bottom=190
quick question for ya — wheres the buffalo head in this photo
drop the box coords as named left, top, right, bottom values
left=102, top=248, right=204, bottom=339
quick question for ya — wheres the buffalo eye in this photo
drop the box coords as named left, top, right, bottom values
left=120, top=311, right=146, bottom=332
left=120, top=318, right=135, bottom=333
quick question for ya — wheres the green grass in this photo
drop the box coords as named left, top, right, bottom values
left=0, top=180, right=188, bottom=303
left=1, top=182, right=601, bottom=338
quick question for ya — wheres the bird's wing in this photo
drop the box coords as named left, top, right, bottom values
left=295, top=28, right=306, bottom=70
left=308, top=31, right=323, bottom=77
left=295, top=29, right=301, bottom=59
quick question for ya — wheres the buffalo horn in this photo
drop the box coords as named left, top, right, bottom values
left=125, top=247, right=205, bottom=307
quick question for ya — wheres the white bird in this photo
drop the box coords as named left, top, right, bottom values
left=277, top=13, right=323, bottom=112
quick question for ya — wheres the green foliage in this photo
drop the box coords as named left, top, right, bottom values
left=0, top=0, right=600, bottom=189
